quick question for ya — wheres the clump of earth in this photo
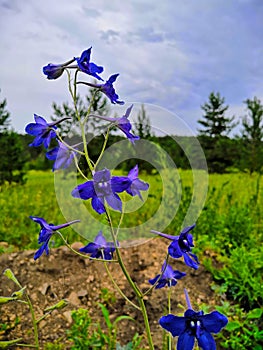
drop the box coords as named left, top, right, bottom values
left=0, top=238, right=223, bottom=349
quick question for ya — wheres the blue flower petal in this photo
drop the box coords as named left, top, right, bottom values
left=79, top=242, right=98, bottom=254
left=34, top=240, right=49, bottom=260
left=105, top=193, right=122, bottom=211
left=183, top=252, right=199, bottom=269
left=201, top=311, right=228, bottom=333
left=197, top=330, right=216, bottom=350
left=168, top=239, right=182, bottom=259
left=91, top=196, right=105, bottom=214
left=177, top=331, right=195, bottom=350
left=159, top=314, right=186, bottom=337
left=71, top=181, right=95, bottom=200
left=94, top=231, right=107, bottom=246
left=111, top=176, right=131, bottom=192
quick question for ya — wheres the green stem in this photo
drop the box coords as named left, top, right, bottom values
left=94, top=128, right=110, bottom=170
left=105, top=209, right=155, bottom=349
left=73, top=154, right=88, bottom=180
left=167, top=287, right=172, bottom=350
left=25, top=294, right=39, bottom=350
left=103, top=262, right=141, bottom=310
left=55, top=131, right=85, bottom=156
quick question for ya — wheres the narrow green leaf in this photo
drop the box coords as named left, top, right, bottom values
left=225, top=321, right=241, bottom=331
left=247, top=308, right=263, bottom=319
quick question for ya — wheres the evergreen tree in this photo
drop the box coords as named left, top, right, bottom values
left=0, top=90, right=11, bottom=132
left=240, top=97, right=263, bottom=173
left=134, top=104, right=152, bottom=139
left=0, top=93, right=27, bottom=184
left=198, top=92, right=235, bottom=137
left=198, top=92, right=236, bottom=173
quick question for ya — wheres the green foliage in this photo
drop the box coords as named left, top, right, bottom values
left=0, top=93, right=27, bottom=184
left=0, top=131, right=27, bottom=185
left=214, top=302, right=263, bottom=350
left=66, top=307, right=141, bottom=350
left=0, top=91, right=11, bottom=132
left=134, top=104, right=152, bottom=139
left=240, top=97, right=263, bottom=173
left=198, top=92, right=235, bottom=138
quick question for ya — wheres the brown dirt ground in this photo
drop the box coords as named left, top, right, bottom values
left=0, top=238, right=223, bottom=349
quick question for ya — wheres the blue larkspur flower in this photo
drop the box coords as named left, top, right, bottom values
left=126, top=164, right=149, bottom=199
left=25, top=115, right=69, bottom=149
left=43, top=64, right=65, bottom=80
left=100, top=74, right=124, bottom=104
left=30, top=216, right=80, bottom=260
left=43, top=58, right=75, bottom=80
left=79, top=231, right=116, bottom=260
left=71, top=168, right=131, bottom=214
left=151, top=224, right=199, bottom=269
left=90, top=105, right=139, bottom=144
left=159, top=309, right=228, bottom=350
left=75, top=47, right=104, bottom=81
left=46, top=141, right=77, bottom=171
left=149, top=262, right=186, bottom=289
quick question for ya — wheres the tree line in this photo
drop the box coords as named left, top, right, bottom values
left=0, top=89, right=263, bottom=184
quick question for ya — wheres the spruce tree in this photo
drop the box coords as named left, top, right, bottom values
left=241, top=97, right=263, bottom=173
left=198, top=92, right=236, bottom=173
left=198, top=92, right=235, bottom=138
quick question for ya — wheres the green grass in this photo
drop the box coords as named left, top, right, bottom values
left=1, top=169, right=262, bottom=349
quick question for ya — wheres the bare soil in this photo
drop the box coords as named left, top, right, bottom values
left=0, top=238, right=221, bottom=349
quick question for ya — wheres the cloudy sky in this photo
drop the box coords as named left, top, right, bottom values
left=0, top=0, right=262, bottom=136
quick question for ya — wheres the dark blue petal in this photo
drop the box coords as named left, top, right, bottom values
left=148, top=274, right=160, bottom=285
left=180, top=224, right=196, bottom=235
left=29, top=216, right=51, bottom=230
left=91, top=196, right=105, bottom=214
left=46, top=147, right=59, bottom=160
left=111, top=176, right=131, bottom=192
left=201, top=311, right=228, bottom=333
left=79, top=242, right=99, bottom=254
left=105, top=193, right=122, bottom=211
left=173, top=270, right=187, bottom=279
left=103, top=250, right=114, bottom=260
left=34, top=115, right=48, bottom=125
left=93, top=168, right=111, bottom=183
left=43, top=64, right=64, bottom=80
left=155, top=280, right=167, bottom=289
left=177, top=331, right=195, bottom=350
left=197, top=331, right=216, bottom=350
left=162, top=264, right=176, bottom=279
left=168, top=239, right=182, bottom=258
left=107, top=73, right=119, bottom=84
left=71, top=181, right=95, bottom=200
left=94, top=231, right=107, bottom=246
left=183, top=252, right=199, bottom=269
left=159, top=314, right=186, bottom=337
left=34, top=240, right=49, bottom=260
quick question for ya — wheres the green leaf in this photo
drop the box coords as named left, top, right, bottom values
left=3, top=269, right=22, bottom=288
left=114, top=315, right=134, bottom=326
left=0, top=338, right=23, bottom=348
left=225, top=321, right=241, bottom=331
left=0, top=296, right=17, bottom=304
left=246, top=308, right=263, bottom=319
left=98, top=303, right=112, bottom=329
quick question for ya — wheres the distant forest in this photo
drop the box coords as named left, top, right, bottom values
left=1, top=90, right=263, bottom=184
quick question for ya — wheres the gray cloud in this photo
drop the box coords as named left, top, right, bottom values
left=0, top=0, right=262, bottom=136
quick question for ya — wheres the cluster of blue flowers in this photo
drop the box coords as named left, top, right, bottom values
left=25, top=47, right=228, bottom=350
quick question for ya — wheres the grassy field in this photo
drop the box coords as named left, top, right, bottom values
left=0, top=169, right=262, bottom=349
left=0, top=169, right=262, bottom=249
